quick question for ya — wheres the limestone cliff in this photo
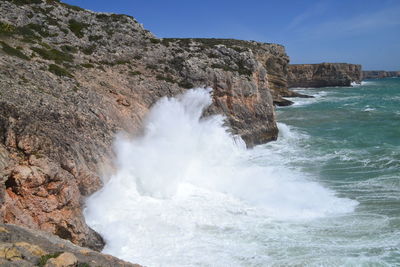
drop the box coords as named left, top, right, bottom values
left=362, top=70, right=400, bottom=79
left=0, top=0, right=296, bottom=253
left=288, top=63, right=362, bottom=88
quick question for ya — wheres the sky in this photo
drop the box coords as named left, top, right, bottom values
left=63, top=0, right=400, bottom=70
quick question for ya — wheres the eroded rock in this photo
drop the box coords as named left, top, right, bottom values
left=0, top=0, right=300, bottom=252
left=288, top=63, right=362, bottom=88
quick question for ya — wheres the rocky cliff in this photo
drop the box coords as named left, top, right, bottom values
left=362, top=70, right=400, bottom=79
left=287, top=63, right=362, bottom=88
left=0, top=223, right=141, bottom=266
left=0, top=0, right=297, bottom=256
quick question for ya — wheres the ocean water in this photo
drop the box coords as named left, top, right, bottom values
left=84, top=78, right=400, bottom=266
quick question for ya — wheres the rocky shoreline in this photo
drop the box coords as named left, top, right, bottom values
left=0, top=0, right=370, bottom=266
left=362, top=70, right=400, bottom=79
left=287, top=63, right=362, bottom=88
left=0, top=223, right=141, bottom=266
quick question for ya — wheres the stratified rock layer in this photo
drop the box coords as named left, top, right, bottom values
left=362, top=70, right=400, bottom=79
left=288, top=63, right=362, bottom=88
left=0, top=0, right=294, bottom=251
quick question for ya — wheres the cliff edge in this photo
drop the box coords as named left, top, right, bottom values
left=362, top=70, right=400, bottom=79
left=288, top=63, right=362, bottom=88
left=0, top=0, right=295, bottom=254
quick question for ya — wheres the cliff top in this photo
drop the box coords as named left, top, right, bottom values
left=290, top=62, right=361, bottom=67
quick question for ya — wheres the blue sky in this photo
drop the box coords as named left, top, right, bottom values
left=64, top=0, right=400, bottom=70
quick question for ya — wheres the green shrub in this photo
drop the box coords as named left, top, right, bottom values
left=115, top=59, right=130, bottom=65
left=39, top=42, right=51, bottom=49
left=81, top=45, right=96, bottom=55
left=129, top=71, right=141, bottom=76
left=60, top=28, right=69, bottom=34
left=161, top=38, right=173, bottom=46
left=60, top=45, right=77, bottom=53
left=68, top=19, right=88, bottom=38
left=96, top=14, right=109, bottom=20
left=37, top=252, right=62, bottom=267
left=60, top=2, right=85, bottom=12
left=89, top=35, right=103, bottom=42
left=48, top=64, right=73, bottom=77
left=13, top=23, right=54, bottom=41
left=21, top=23, right=51, bottom=37
left=146, top=64, right=157, bottom=70
left=31, top=46, right=73, bottom=63
left=0, top=21, right=16, bottom=36
left=178, top=80, right=194, bottom=89
left=7, top=0, right=42, bottom=6
left=81, top=63, right=94, bottom=68
left=45, top=15, right=59, bottom=26
left=150, top=38, right=160, bottom=44
left=156, top=74, right=175, bottom=83
left=0, top=41, right=30, bottom=60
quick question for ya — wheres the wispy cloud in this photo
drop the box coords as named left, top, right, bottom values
left=296, top=4, right=400, bottom=39
left=286, top=0, right=330, bottom=31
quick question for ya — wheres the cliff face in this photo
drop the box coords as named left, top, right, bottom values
left=362, top=71, right=400, bottom=79
left=0, top=0, right=293, bottom=252
left=288, top=63, right=362, bottom=88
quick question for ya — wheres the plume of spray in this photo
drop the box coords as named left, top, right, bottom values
left=84, top=88, right=357, bottom=265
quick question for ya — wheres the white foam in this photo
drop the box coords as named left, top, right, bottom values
left=84, top=88, right=357, bottom=266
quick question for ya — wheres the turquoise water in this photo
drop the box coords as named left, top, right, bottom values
left=86, top=80, right=399, bottom=267
left=272, top=78, right=400, bottom=265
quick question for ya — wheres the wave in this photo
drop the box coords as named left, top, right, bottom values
left=84, top=88, right=357, bottom=266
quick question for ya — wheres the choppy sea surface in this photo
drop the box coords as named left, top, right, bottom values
left=85, top=78, right=400, bottom=266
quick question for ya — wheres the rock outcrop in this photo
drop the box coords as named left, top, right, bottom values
left=0, top=0, right=298, bottom=253
left=0, top=223, right=141, bottom=266
left=287, top=63, right=362, bottom=88
left=362, top=70, right=400, bottom=79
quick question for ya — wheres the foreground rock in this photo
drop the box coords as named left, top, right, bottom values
left=0, top=223, right=140, bottom=266
left=362, top=70, right=400, bottom=79
left=288, top=63, right=362, bottom=88
left=0, top=0, right=304, bottom=252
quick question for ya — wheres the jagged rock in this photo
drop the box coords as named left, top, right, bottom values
left=362, top=70, right=400, bottom=79
left=0, top=223, right=141, bottom=267
left=287, top=63, right=362, bottom=88
left=0, top=0, right=302, bottom=254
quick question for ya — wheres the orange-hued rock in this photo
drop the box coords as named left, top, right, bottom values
left=0, top=223, right=141, bottom=266
left=0, top=0, right=301, bottom=252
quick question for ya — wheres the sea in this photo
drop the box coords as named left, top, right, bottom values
left=84, top=78, right=400, bottom=266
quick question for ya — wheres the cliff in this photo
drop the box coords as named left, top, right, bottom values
left=287, top=63, right=362, bottom=88
left=162, top=38, right=306, bottom=106
left=362, top=70, right=400, bottom=79
left=0, top=223, right=141, bottom=266
left=0, top=0, right=298, bottom=256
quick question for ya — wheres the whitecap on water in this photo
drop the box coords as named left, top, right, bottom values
left=84, top=88, right=357, bottom=266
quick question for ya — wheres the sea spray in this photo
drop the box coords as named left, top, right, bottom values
left=84, top=88, right=357, bottom=266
